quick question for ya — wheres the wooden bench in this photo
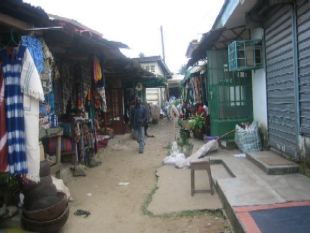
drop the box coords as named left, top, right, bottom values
left=190, top=157, right=214, bottom=196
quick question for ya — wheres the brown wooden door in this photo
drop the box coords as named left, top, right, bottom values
left=106, top=88, right=126, bottom=134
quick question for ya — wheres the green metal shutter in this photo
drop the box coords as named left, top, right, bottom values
left=264, top=4, right=298, bottom=156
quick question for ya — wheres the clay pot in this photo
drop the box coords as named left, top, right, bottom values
left=23, top=192, right=68, bottom=221
left=22, top=205, right=69, bottom=233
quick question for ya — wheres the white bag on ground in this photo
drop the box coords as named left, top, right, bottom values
left=52, top=176, right=73, bottom=201
left=235, top=122, right=262, bottom=153
left=162, top=141, right=186, bottom=166
left=163, top=152, right=186, bottom=166
left=175, top=140, right=219, bottom=168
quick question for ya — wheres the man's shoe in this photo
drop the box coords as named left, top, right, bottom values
left=139, top=150, right=144, bottom=154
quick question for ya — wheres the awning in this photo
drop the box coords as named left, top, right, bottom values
left=187, top=26, right=249, bottom=67
left=187, top=28, right=225, bottom=67
left=123, top=76, right=167, bottom=88
left=141, top=78, right=167, bottom=88
left=181, top=61, right=208, bottom=86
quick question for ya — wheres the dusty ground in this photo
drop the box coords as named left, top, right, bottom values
left=60, top=120, right=231, bottom=233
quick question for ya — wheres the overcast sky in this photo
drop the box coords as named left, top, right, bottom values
left=24, top=0, right=224, bottom=73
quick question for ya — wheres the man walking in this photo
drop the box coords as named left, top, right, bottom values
left=131, top=98, right=147, bottom=153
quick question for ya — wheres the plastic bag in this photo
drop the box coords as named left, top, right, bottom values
left=163, top=152, right=186, bottom=166
left=176, top=140, right=219, bottom=168
left=235, top=122, right=262, bottom=153
left=52, top=176, right=73, bottom=201
left=162, top=141, right=186, bottom=166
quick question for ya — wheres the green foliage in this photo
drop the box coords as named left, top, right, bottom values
left=188, top=114, right=205, bottom=130
left=142, top=184, right=158, bottom=217
left=177, top=128, right=191, bottom=146
left=142, top=171, right=225, bottom=220
left=177, top=119, right=191, bottom=146
left=0, top=173, right=19, bottom=190
left=159, top=209, right=225, bottom=219
left=0, top=173, right=20, bottom=206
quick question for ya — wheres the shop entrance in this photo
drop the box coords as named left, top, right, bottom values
left=207, top=49, right=253, bottom=139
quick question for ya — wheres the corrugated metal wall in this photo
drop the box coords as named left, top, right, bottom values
left=297, top=0, right=310, bottom=135
left=264, top=4, right=298, bottom=156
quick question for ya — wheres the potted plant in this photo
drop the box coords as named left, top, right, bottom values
left=177, top=120, right=193, bottom=157
left=188, top=113, right=206, bottom=139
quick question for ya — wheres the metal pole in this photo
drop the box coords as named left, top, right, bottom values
left=160, top=25, right=166, bottom=63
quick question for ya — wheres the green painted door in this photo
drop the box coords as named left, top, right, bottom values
left=207, top=49, right=253, bottom=139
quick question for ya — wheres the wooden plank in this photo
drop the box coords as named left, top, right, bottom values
left=0, top=12, right=30, bottom=30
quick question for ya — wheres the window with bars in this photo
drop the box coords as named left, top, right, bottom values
left=228, top=40, right=263, bottom=71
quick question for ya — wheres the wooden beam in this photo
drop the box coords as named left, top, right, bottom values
left=0, top=12, right=31, bottom=30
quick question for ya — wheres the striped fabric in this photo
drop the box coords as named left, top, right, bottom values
left=0, top=68, right=8, bottom=172
left=0, top=46, right=28, bottom=175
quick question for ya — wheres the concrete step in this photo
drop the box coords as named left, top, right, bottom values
left=246, top=151, right=299, bottom=175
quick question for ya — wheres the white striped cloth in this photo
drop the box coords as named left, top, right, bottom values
left=21, top=48, right=44, bottom=183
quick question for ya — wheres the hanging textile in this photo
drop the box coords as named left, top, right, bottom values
left=93, top=57, right=107, bottom=112
left=21, top=49, right=45, bottom=101
left=0, top=46, right=27, bottom=175
left=93, top=56, right=102, bottom=83
left=40, top=40, right=55, bottom=116
left=97, top=88, right=107, bottom=112
left=0, top=68, right=8, bottom=172
left=21, top=48, right=44, bottom=182
left=86, top=89, right=95, bottom=119
left=40, top=40, right=54, bottom=94
left=194, top=77, right=202, bottom=103
left=21, top=36, right=44, bottom=73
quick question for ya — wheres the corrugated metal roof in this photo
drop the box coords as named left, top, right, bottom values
left=187, top=26, right=249, bottom=67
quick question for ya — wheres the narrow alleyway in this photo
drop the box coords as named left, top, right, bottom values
left=60, top=120, right=230, bottom=233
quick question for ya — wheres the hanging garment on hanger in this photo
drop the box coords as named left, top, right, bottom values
left=0, top=45, right=28, bottom=176
left=21, top=48, right=44, bottom=183
left=0, top=67, right=8, bottom=172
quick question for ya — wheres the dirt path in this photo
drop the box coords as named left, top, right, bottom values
left=60, top=120, right=231, bottom=233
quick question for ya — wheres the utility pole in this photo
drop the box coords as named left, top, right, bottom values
left=160, top=25, right=166, bottom=63
left=160, top=25, right=169, bottom=103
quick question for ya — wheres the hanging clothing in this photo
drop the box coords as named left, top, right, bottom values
left=0, top=68, right=8, bottom=172
left=97, top=88, right=107, bottom=112
left=0, top=46, right=27, bottom=175
left=21, top=36, right=44, bottom=73
left=21, top=49, right=45, bottom=101
left=93, top=56, right=102, bottom=83
left=40, top=40, right=55, bottom=116
left=21, top=49, right=44, bottom=182
left=23, top=95, right=40, bottom=182
left=40, top=40, right=54, bottom=94
left=94, top=57, right=107, bottom=112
